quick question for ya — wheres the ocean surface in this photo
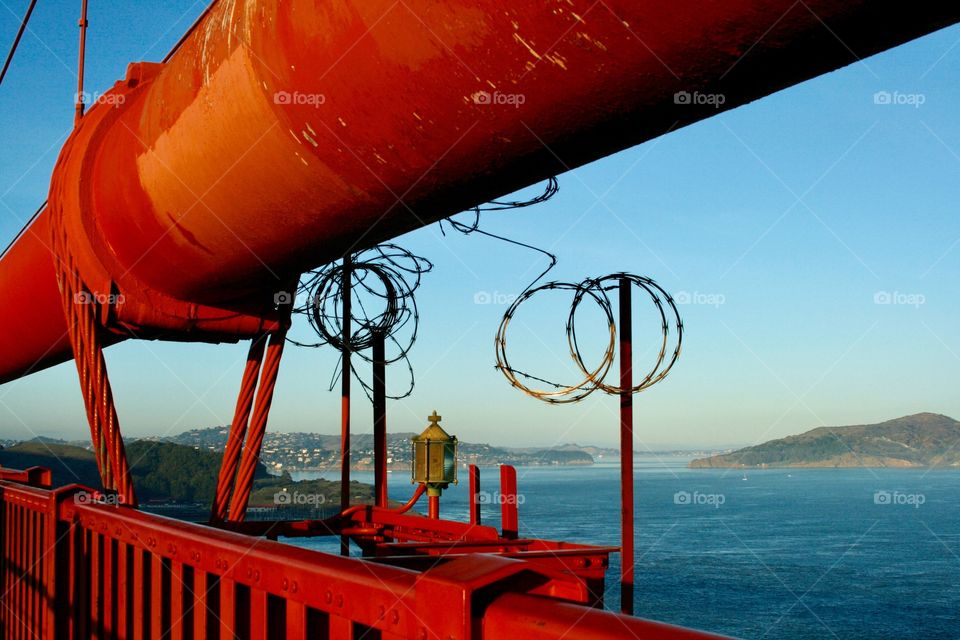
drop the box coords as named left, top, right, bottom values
left=285, top=458, right=960, bottom=639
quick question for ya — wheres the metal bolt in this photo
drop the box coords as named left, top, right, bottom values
left=325, top=590, right=332, bottom=604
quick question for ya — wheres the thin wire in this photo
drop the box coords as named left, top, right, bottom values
left=440, top=177, right=560, bottom=293
left=0, top=0, right=38, bottom=88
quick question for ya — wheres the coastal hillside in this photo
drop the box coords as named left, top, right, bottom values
left=689, top=413, right=960, bottom=468
left=0, top=440, right=371, bottom=507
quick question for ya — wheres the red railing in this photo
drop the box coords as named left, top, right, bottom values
left=0, top=467, right=731, bottom=639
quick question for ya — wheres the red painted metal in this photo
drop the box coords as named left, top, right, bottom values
left=427, top=494, right=440, bottom=520
left=1, top=1, right=957, bottom=384
left=373, top=330, right=388, bottom=508
left=340, top=255, right=352, bottom=554
left=469, top=464, right=481, bottom=525
left=619, top=277, right=634, bottom=615
left=0, top=466, right=51, bottom=487
left=212, top=333, right=268, bottom=522
left=485, top=593, right=731, bottom=640
left=0, top=470, right=732, bottom=638
left=229, top=324, right=291, bottom=521
left=500, top=464, right=519, bottom=539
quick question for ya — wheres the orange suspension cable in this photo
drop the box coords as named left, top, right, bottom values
left=210, top=333, right=268, bottom=523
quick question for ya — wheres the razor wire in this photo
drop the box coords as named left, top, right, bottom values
left=495, top=273, right=682, bottom=404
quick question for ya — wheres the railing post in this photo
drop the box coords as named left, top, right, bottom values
left=500, top=465, right=518, bottom=539
left=469, top=465, right=481, bottom=525
left=340, top=254, right=352, bottom=556
left=618, top=277, right=635, bottom=615
left=373, top=330, right=388, bottom=508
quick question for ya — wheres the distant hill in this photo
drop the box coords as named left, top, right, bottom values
left=689, top=413, right=960, bottom=468
left=0, top=440, right=372, bottom=507
left=165, top=427, right=596, bottom=470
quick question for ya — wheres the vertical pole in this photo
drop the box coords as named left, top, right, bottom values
left=427, top=495, right=440, bottom=519
left=499, top=465, right=518, bottom=539
left=373, top=330, right=388, bottom=508
left=619, top=277, right=635, bottom=615
left=74, top=0, right=89, bottom=127
left=468, top=465, right=481, bottom=525
left=339, top=255, right=352, bottom=555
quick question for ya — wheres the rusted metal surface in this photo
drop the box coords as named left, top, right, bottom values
left=1, top=1, right=958, bottom=383
left=0, top=470, right=732, bottom=639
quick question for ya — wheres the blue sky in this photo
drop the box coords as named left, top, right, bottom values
left=1, top=2, right=959, bottom=448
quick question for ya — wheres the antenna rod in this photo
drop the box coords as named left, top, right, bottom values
left=74, top=0, right=89, bottom=127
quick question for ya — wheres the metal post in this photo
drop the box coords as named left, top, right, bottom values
left=618, top=277, right=634, bottom=615
left=500, top=465, right=518, bottom=539
left=427, top=495, right=440, bottom=519
left=340, top=255, right=352, bottom=555
left=469, top=465, right=481, bottom=525
left=373, top=330, right=387, bottom=508
left=74, top=0, right=89, bottom=127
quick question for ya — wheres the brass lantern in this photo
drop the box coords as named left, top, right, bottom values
left=411, top=411, right=458, bottom=496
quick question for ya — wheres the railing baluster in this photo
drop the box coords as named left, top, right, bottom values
left=1, top=502, right=7, bottom=635
left=27, top=510, right=35, bottom=639
left=285, top=600, right=305, bottom=640
left=92, top=530, right=103, bottom=639
left=15, top=505, right=22, bottom=640
left=103, top=536, right=114, bottom=639
left=116, top=541, right=129, bottom=640
left=220, top=576, right=236, bottom=640
left=133, top=548, right=145, bottom=640
left=329, top=615, right=353, bottom=640
left=170, top=561, right=185, bottom=640
left=151, top=553, right=164, bottom=639
left=249, top=588, right=267, bottom=640
left=193, top=571, right=209, bottom=640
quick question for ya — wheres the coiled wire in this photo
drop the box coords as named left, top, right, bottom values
left=495, top=273, right=682, bottom=404
left=288, top=243, right=433, bottom=400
